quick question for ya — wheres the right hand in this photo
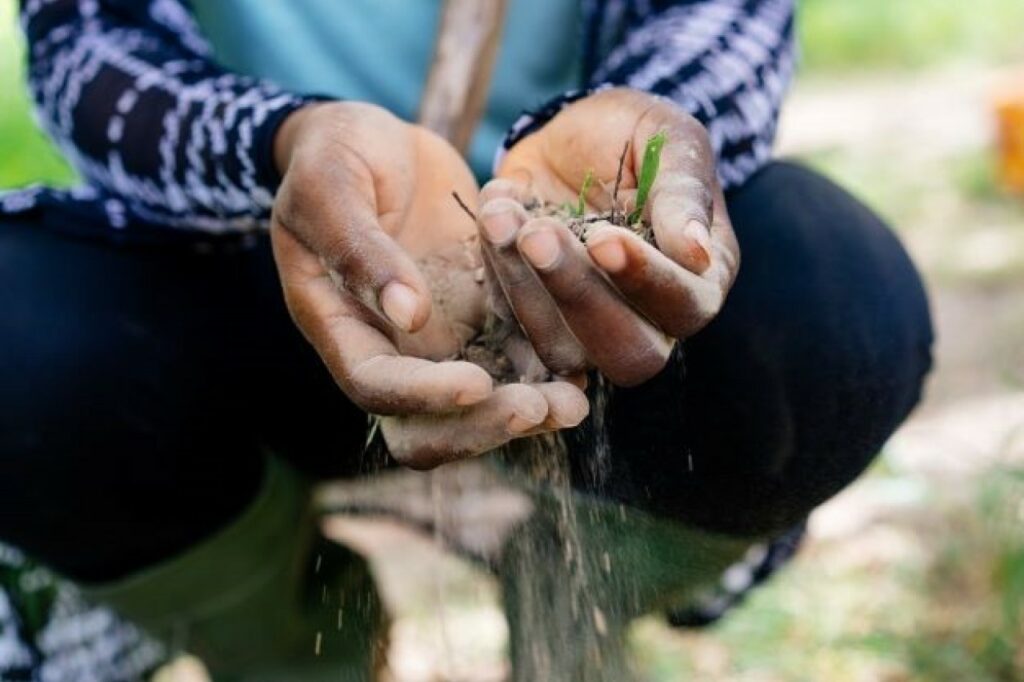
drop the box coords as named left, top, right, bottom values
left=270, top=102, right=588, bottom=469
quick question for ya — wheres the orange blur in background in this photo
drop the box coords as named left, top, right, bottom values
left=995, top=82, right=1024, bottom=193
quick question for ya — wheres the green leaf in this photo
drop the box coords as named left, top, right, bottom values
left=628, top=131, right=667, bottom=225
left=575, top=170, right=595, bottom=217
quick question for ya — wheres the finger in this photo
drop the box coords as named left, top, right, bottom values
left=272, top=224, right=493, bottom=414
left=633, top=108, right=717, bottom=275
left=274, top=150, right=432, bottom=332
left=477, top=198, right=588, bottom=376
left=381, top=383, right=568, bottom=470
left=586, top=224, right=726, bottom=338
left=517, top=218, right=674, bottom=387
left=477, top=179, right=526, bottom=329
left=480, top=177, right=533, bottom=205
left=528, top=381, right=591, bottom=431
left=649, top=181, right=714, bottom=274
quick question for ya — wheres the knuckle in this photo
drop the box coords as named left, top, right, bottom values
left=609, top=340, right=672, bottom=387
left=320, top=230, right=360, bottom=274
left=344, top=381, right=377, bottom=413
left=540, top=344, right=589, bottom=376
left=555, top=271, right=601, bottom=309
left=346, top=358, right=390, bottom=411
left=271, top=184, right=300, bottom=230
left=281, top=154, right=323, bottom=207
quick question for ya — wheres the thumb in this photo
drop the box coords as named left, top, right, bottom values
left=274, top=150, right=432, bottom=333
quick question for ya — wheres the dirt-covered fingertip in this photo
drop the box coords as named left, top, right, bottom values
left=499, top=383, right=550, bottom=434
left=380, top=280, right=431, bottom=332
left=651, top=195, right=713, bottom=275
left=533, top=381, right=590, bottom=428
left=451, top=362, right=495, bottom=407
left=478, top=197, right=527, bottom=246
left=517, top=218, right=568, bottom=272
left=586, top=224, right=635, bottom=275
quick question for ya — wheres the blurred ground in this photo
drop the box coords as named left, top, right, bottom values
left=3, top=0, right=1023, bottom=680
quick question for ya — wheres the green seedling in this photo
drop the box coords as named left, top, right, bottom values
left=562, top=170, right=595, bottom=217
left=628, top=130, right=667, bottom=225
left=575, top=170, right=594, bottom=217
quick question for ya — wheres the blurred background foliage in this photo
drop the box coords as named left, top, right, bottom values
left=0, top=0, right=75, bottom=188
left=800, top=0, right=1024, bottom=71
left=1, top=1, right=1022, bottom=680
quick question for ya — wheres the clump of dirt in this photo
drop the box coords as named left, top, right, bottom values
left=520, top=196, right=654, bottom=246
left=460, top=309, right=521, bottom=384
left=455, top=138, right=659, bottom=385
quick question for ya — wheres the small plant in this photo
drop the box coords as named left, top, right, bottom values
left=628, top=130, right=667, bottom=225
left=574, top=170, right=594, bottom=217
left=453, top=131, right=668, bottom=248
left=563, top=130, right=666, bottom=244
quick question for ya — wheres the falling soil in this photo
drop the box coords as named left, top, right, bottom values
left=360, top=146, right=656, bottom=678
left=448, top=171, right=654, bottom=678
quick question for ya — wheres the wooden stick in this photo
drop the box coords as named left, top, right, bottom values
left=418, top=0, right=508, bottom=152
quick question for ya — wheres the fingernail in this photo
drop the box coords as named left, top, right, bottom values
left=588, top=237, right=627, bottom=274
left=455, top=385, right=490, bottom=407
left=380, top=281, right=419, bottom=332
left=507, top=414, right=541, bottom=434
left=684, top=219, right=712, bottom=250
left=480, top=210, right=518, bottom=245
left=519, top=229, right=562, bottom=271
left=554, top=398, right=590, bottom=428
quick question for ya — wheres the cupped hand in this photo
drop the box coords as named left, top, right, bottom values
left=271, top=102, right=587, bottom=469
left=478, top=88, right=740, bottom=387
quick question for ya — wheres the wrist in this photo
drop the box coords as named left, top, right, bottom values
left=273, top=102, right=334, bottom=178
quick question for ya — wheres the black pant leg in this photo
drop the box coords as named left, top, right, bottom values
left=0, top=219, right=366, bottom=582
left=577, top=161, right=934, bottom=538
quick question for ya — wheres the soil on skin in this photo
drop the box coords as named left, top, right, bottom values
left=522, top=198, right=655, bottom=245
left=457, top=184, right=655, bottom=384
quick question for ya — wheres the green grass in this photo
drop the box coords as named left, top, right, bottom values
left=629, top=131, right=666, bottom=225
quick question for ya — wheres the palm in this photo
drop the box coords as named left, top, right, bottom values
left=365, top=126, right=488, bottom=361
left=496, top=92, right=656, bottom=212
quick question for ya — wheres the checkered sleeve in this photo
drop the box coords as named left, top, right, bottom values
left=502, top=0, right=796, bottom=190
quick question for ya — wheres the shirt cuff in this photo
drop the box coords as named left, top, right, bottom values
left=252, top=94, right=338, bottom=192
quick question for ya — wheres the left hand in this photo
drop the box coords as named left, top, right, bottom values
left=270, top=102, right=587, bottom=469
left=478, top=87, right=740, bottom=387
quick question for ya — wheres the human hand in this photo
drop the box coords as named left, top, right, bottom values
left=478, top=88, right=740, bottom=387
left=271, top=102, right=587, bottom=469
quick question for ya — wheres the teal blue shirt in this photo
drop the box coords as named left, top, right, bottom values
left=190, top=0, right=582, bottom=179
